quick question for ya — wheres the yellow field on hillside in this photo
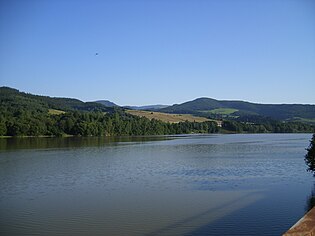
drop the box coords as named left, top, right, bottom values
left=126, top=110, right=211, bottom=123
left=48, top=109, right=65, bottom=115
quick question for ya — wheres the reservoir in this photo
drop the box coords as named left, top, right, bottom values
left=0, top=134, right=314, bottom=235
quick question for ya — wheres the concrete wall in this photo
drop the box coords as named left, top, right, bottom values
left=283, top=207, right=315, bottom=235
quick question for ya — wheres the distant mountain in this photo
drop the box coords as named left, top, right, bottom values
left=159, top=97, right=315, bottom=123
left=0, top=86, right=114, bottom=113
left=94, top=100, right=118, bottom=107
left=125, top=105, right=169, bottom=111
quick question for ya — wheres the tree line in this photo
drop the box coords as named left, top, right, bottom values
left=222, top=120, right=314, bottom=133
left=1, top=109, right=314, bottom=137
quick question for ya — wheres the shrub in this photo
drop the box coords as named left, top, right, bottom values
left=305, top=134, right=315, bottom=176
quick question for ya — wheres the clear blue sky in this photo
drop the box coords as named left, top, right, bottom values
left=1, top=0, right=314, bottom=106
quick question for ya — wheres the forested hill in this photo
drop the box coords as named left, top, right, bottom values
left=0, top=87, right=219, bottom=136
left=0, top=87, right=314, bottom=136
left=94, top=100, right=118, bottom=107
left=159, top=97, right=315, bottom=123
left=0, top=87, right=114, bottom=113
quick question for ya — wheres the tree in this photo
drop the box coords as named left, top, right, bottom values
left=0, top=121, right=7, bottom=136
left=305, top=134, right=315, bottom=176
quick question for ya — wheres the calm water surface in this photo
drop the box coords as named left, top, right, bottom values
left=0, top=134, right=314, bottom=235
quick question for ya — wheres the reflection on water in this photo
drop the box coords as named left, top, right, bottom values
left=0, top=134, right=313, bottom=235
left=145, top=191, right=264, bottom=236
left=0, top=135, right=173, bottom=151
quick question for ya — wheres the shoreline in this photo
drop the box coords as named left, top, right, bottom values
left=0, top=131, right=314, bottom=139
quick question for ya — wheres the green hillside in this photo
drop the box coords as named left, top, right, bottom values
left=0, top=87, right=220, bottom=136
left=199, top=108, right=238, bottom=116
left=207, top=108, right=238, bottom=115
left=161, top=98, right=221, bottom=114
left=94, top=100, right=118, bottom=107
left=0, top=87, right=314, bottom=136
left=160, top=97, right=315, bottom=123
left=0, top=87, right=113, bottom=113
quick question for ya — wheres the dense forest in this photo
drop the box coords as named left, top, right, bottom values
left=0, top=87, right=314, bottom=136
left=0, top=110, right=219, bottom=136
left=0, top=87, right=218, bottom=136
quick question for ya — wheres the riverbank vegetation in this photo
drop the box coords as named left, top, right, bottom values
left=1, top=109, right=314, bottom=137
left=0, top=110, right=219, bottom=136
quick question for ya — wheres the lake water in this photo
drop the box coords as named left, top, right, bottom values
left=0, top=134, right=314, bottom=235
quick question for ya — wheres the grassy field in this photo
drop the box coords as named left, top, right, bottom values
left=290, top=117, right=315, bottom=124
left=48, top=109, right=65, bottom=115
left=203, top=108, right=238, bottom=115
left=126, top=110, right=211, bottom=123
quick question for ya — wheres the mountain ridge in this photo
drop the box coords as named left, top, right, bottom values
left=0, top=86, right=114, bottom=113
left=1, top=86, right=315, bottom=124
left=94, top=100, right=118, bottom=107
left=124, top=105, right=169, bottom=111
left=159, top=97, right=315, bottom=123
left=1, top=86, right=314, bottom=136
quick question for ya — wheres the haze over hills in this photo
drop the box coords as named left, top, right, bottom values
left=124, top=105, right=169, bottom=111
left=93, top=101, right=169, bottom=110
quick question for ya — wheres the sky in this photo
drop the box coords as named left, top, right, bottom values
left=0, top=0, right=314, bottom=106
